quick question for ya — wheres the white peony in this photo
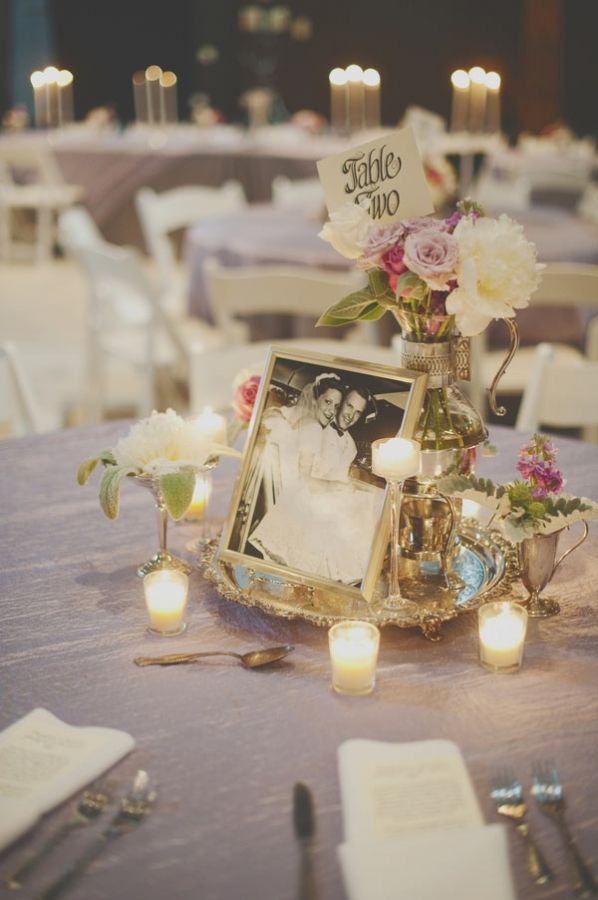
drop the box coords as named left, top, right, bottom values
left=318, top=200, right=372, bottom=259
left=446, top=214, right=544, bottom=336
left=113, top=409, right=229, bottom=477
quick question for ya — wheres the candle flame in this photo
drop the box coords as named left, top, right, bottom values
left=145, top=65, right=163, bottom=81
left=468, top=66, right=486, bottom=85
left=132, top=70, right=146, bottom=86
left=362, top=68, right=380, bottom=87
left=329, top=67, right=348, bottom=86
left=485, top=71, right=501, bottom=91
left=56, top=69, right=73, bottom=87
left=159, top=70, right=177, bottom=88
left=30, top=70, right=45, bottom=88
left=345, top=64, right=364, bottom=82
left=451, top=69, right=470, bottom=89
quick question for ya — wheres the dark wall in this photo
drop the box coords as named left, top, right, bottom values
left=3, top=0, right=597, bottom=137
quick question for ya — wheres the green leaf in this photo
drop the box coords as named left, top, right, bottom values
left=77, top=449, right=118, bottom=485
left=98, top=465, right=137, bottom=519
left=358, top=302, right=387, bottom=321
left=316, top=290, right=376, bottom=326
left=77, top=455, right=100, bottom=485
left=159, top=467, right=196, bottom=520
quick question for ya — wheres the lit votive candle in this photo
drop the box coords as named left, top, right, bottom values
left=185, top=470, right=213, bottom=521
left=192, top=407, right=227, bottom=445
left=328, top=621, right=380, bottom=695
left=371, top=437, right=420, bottom=481
left=478, top=601, right=528, bottom=673
left=143, top=569, right=189, bottom=636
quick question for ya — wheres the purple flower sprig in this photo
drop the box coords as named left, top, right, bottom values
left=516, top=434, right=565, bottom=500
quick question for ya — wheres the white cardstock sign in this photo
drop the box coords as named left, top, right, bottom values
left=317, top=126, right=435, bottom=223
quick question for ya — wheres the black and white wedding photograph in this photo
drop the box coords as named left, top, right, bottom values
left=225, top=352, right=421, bottom=587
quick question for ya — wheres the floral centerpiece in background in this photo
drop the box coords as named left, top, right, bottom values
left=317, top=198, right=543, bottom=456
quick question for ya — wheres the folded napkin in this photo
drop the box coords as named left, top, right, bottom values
left=339, top=824, right=516, bottom=900
left=337, top=739, right=516, bottom=900
left=0, top=708, right=134, bottom=852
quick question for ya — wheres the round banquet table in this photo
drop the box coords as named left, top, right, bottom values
left=185, top=205, right=598, bottom=325
left=1, top=422, right=597, bottom=900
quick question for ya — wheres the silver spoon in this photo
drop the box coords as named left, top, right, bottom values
left=134, top=644, right=294, bottom=669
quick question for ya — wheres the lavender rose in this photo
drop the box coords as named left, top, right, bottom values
left=359, top=222, right=405, bottom=266
left=403, top=216, right=450, bottom=234
left=403, top=230, right=459, bottom=290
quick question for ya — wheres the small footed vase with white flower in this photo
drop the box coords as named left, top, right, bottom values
left=78, top=410, right=240, bottom=577
left=439, top=435, right=598, bottom=618
left=318, top=199, right=543, bottom=580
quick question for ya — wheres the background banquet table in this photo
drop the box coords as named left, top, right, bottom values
left=1, top=422, right=597, bottom=900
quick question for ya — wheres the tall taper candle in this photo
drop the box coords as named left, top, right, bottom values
left=485, top=71, right=501, bottom=133
left=159, top=71, right=178, bottom=124
left=468, top=66, right=487, bottom=133
left=132, top=71, right=148, bottom=124
left=144, top=65, right=162, bottom=125
left=363, top=68, right=381, bottom=128
left=30, top=71, right=45, bottom=128
left=329, top=67, right=348, bottom=132
left=450, top=69, right=470, bottom=132
left=346, top=64, right=364, bottom=132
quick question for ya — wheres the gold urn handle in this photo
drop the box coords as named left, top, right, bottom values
left=487, top=319, right=520, bottom=416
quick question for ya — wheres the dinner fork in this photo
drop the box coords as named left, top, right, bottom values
left=532, top=763, right=597, bottom=897
left=6, top=782, right=111, bottom=890
left=490, top=768, right=554, bottom=884
left=36, top=770, right=156, bottom=900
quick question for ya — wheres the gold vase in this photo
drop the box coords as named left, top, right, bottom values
left=393, top=309, right=519, bottom=596
left=135, top=476, right=192, bottom=578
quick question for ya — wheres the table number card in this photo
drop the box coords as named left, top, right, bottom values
left=317, top=126, right=435, bottom=222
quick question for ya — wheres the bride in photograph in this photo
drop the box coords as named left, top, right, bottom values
left=249, top=377, right=384, bottom=584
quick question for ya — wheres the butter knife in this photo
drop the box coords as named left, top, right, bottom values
left=36, top=771, right=155, bottom=900
left=293, top=782, right=318, bottom=900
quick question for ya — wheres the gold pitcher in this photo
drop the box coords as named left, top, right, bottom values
left=518, top=523, right=589, bottom=618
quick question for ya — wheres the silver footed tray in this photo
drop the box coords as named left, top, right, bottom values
left=198, top=520, right=518, bottom=640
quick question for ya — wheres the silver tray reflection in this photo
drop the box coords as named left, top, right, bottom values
left=199, top=521, right=518, bottom=640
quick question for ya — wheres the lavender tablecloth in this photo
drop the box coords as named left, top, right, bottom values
left=1, top=422, right=597, bottom=900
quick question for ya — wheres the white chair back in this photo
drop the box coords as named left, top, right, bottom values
left=58, top=205, right=104, bottom=251
left=516, top=343, right=598, bottom=440
left=0, top=142, right=65, bottom=187
left=271, top=176, right=325, bottom=214
left=202, top=258, right=367, bottom=344
left=188, top=339, right=400, bottom=414
left=473, top=167, right=531, bottom=212
left=469, top=262, right=598, bottom=415
left=135, top=182, right=246, bottom=292
left=0, top=341, right=42, bottom=437
left=67, top=242, right=157, bottom=419
left=578, top=183, right=598, bottom=224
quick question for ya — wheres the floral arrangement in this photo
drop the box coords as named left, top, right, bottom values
left=77, top=409, right=238, bottom=520
left=317, top=198, right=543, bottom=338
left=2, top=105, right=29, bottom=131
left=439, top=434, right=598, bottom=542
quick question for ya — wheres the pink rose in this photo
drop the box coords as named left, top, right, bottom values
left=360, top=223, right=405, bottom=266
left=403, top=230, right=459, bottom=290
left=232, top=374, right=261, bottom=422
left=380, top=243, right=407, bottom=277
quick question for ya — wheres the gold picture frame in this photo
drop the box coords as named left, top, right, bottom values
left=220, top=347, right=427, bottom=604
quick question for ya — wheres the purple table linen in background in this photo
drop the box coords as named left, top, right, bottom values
left=0, top=422, right=597, bottom=899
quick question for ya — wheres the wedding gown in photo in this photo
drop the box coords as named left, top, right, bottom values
left=249, top=420, right=384, bottom=584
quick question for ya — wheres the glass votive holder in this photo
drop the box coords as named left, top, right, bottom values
left=143, top=569, right=189, bottom=636
left=478, top=601, right=528, bottom=674
left=328, top=621, right=380, bottom=695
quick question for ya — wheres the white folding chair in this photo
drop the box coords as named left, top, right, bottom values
left=188, top=339, right=400, bottom=414
left=271, top=176, right=325, bottom=214
left=470, top=262, right=598, bottom=416
left=135, top=182, right=247, bottom=315
left=516, top=343, right=598, bottom=442
left=0, top=143, right=83, bottom=263
left=0, top=341, right=43, bottom=437
left=202, top=257, right=375, bottom=345
left=57, top=205, right=105, bottom=252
